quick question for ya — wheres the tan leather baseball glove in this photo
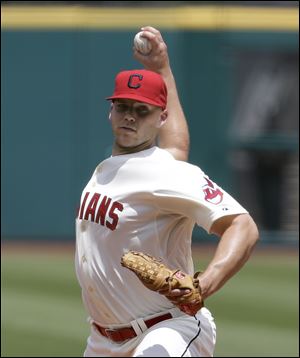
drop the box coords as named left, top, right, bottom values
left=121, top=251, right=204, bottom=316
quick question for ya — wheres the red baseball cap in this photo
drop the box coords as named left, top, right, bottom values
left=106, top=69, right=167, bottom=110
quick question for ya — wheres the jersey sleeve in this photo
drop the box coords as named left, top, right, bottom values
left=153, top=164, right=248, bottom=233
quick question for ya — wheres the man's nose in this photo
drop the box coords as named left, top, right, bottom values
left=124, top=112, right=136, bottom=122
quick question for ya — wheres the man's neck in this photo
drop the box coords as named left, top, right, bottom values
left=112, top=141, right=156, bottom=156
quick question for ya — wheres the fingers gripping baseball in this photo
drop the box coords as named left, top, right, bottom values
left=121, top=251, right=204, bottom=316
left=133, top=27, right=169, bottom=72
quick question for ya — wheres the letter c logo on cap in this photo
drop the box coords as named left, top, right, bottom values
left=128, top=74, right=143, bottom=89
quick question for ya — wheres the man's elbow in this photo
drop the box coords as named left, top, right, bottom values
left=241, top=214, right=260, bottom=247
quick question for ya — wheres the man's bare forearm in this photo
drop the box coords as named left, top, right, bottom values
left=158, top=67, right=190, bottom=161
left=198, top=214, right=259, bottom=300
left=133, top=26, right=190, bottom=161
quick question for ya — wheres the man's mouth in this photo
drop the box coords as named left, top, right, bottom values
left=120, top=126, right=136, bottom=132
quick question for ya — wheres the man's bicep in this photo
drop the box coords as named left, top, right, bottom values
left=158, top=117, right=190, bottom=162
left=163, top=147, right=189, bottom=162
left=209, top=214, right=244, bottom=237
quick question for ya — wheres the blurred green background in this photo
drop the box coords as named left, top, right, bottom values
left=1, top=244, right=298, bottom=357
left=1, top=2, right=299, bottom=240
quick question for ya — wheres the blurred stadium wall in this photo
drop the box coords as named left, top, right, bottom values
left=1, top=2, right=299, bottom=243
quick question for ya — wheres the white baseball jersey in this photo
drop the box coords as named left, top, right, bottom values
left=75, top=146, right=248, bottom=326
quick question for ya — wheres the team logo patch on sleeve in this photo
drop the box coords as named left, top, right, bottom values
left=202, top=177, right=223, bottom=204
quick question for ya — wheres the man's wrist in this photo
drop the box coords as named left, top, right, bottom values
left=157, top=66, right=173, bottom=78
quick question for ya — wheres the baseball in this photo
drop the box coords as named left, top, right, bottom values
left=134, top=32, right=152, bottom=55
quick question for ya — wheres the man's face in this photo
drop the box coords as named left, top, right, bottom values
left=110, top=99, right=166, bottom=150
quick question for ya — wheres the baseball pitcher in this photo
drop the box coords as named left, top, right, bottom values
left=75, top=26, right=259, bottom=357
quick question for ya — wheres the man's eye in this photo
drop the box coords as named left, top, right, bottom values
left=115, top=104, right=128, bottom=112
left=136, top=108, right=150, bottom=117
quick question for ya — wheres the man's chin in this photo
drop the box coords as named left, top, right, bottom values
left=116, top=140, right=137, bottom=149
left=115, top=140, right=153, bottom=154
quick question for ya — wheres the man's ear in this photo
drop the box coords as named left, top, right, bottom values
left=108, top=103, right=113, bottom=121
left=157, top=109, right=168, bottom=128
